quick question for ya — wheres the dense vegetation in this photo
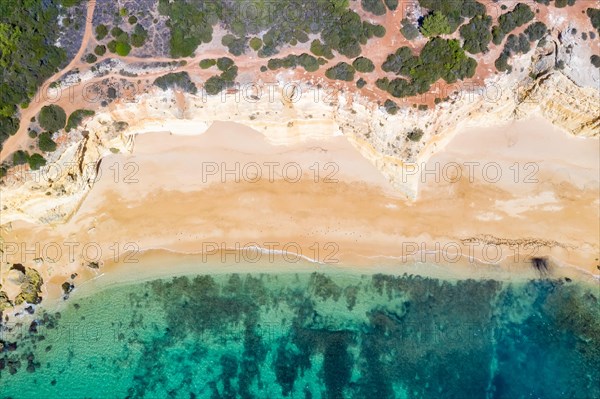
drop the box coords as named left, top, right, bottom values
left=154, top=72, right=198, bottom=94
left=158, top=0, right=385, bottom=59
left=0, top=0, right=68, bottom=148
left=379, top=38, right=476, bottom=98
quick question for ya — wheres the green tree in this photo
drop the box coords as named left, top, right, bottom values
left=460, top=15, right=492, bottom=54
left=362, top=0, right=386, bottom=16
left=249, top=37, right=262, bottom=51
left=94, top=45, right=106, bottom=56
left=38, top=105, right=66, bottom=132
left=116, top=42, right=132, bottom=56
left=325, top=62, right=356, bottom=81
left=38, top=132, right=57, bottom=152
left=95, top=24, right=108, bottom=40
left=352, top=57, right=375, bottom=73
left=66, top=109, right=95, bottom=132
left=28, top=153, right=46, bottom=170
left=421, top=11, right=452, bottom=37
left=400, top=18, right=419, bottom=40
left=12, top=150, right=29, bottom=165
left=524, top=22, right=547, bottom=41
left=199, top=59, right=216, bottom=69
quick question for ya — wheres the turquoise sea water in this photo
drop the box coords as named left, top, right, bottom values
left=0, top=271, right=599, bottom=398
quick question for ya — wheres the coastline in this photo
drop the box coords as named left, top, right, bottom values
left=1, top=117, right=598, bottom=316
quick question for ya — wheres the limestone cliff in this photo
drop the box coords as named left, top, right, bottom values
left=0, top=34, right=598, bottom=225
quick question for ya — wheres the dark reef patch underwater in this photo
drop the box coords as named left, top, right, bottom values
left=0, top=272, right=598, bottom=399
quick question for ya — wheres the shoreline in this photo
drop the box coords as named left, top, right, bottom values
left=7, top=247, right=597, bottom=328
left=1, top=116, right=598, bottom=317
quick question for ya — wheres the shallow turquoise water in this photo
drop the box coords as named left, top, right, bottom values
left=0, top=272, right=598, bottom=398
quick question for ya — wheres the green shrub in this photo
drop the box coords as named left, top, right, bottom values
left=375, top=77, right=390, bottom=91
left=28, top=130, right=38, bottom=138
left=249, top=37, right=262, bottom=51
left=107, top=40, right=117, bottom=53
left=128, top=15, right=138, bottom=24
left=386, top=78, right=416, bottom=98
left=204, top=76, right=226, bottom=95
left=13, top=150, right=29, bottom=165
left=497, top=3, right=534, bottom=35
left=407, top=128, right=424, bottom=141
left=38, top=105, right=66, bottom=132
left=362, top=0, right=386, bottom=16
left=495, top=52, right=512, bottom=72
left=587, top=8, right=600, bottom=32
left=356, top=78, right=367, bottom=88
left=421, top=11, right=452, bottom=37
left=154, top=72, right=198, bottom=94
left=95, top=24, right=108, bottom=40
left=215, top=57, right=234, bottom=72
left=38, top=132, right=57, bottom=152
left=66, top=109, right=95, bottom=132
left=384, top=99, right=399, bottom=115
left=524, top=22, right=548, bottom=41
left=220, top=66, right=238, bottom=82
left=199, top=59, right=216, bottom=69
left=492, top=26, right=505, bottom=45
left=298, top=54, right=320, bottom=72
left=85, top=53, right=97, bottom=63
left=28, top=154, right=46, bottom=170
left=266, top=54, right=320, bottom=72
left=460, top=15, right=492, bottom=54
left=325, top=62, right=356, bottom=81
left=591, top=55, right=600, bottom=68
left=400, top=18, right=419, bottom=40
left=352, top=57, right=375, bottom=73
left=222, top=34, right=247, bottom=56
left=111, top=26, right=124, bottom=38
left=310, top=40, right=334, bottom=59
left=94, top=45, right=106, bottom=56
left=461, top=0, right=486, bottom=17
left=384, top=0, right=398, bottom=10
left=116, top=42, right=131, bottom=56
left=131, top=24, right=148, bottom=47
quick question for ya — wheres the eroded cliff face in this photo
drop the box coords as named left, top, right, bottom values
left=0, top=34, right=598, bottom=225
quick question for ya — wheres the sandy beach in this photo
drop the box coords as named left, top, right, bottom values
left=1, top=116, right=598, bottom=306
